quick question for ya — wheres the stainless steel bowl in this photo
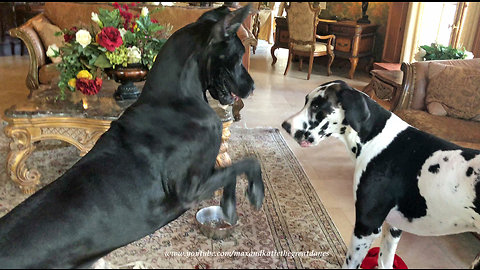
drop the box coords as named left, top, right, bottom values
left=195, top=206, right=236, bottom=240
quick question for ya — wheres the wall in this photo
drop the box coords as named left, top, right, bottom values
left=319, top=2, right=390, bottom=61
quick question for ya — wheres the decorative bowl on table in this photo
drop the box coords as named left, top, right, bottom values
left=195, top=206, right=236, bottom=240
left=105, top=65, right=148, bottom=101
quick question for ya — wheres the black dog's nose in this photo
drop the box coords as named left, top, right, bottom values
left=282, top=121, right=291, bottom=134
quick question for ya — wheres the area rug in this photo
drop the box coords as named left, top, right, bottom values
left=0, top=125, right=346, bottom=269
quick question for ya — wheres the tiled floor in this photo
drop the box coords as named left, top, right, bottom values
left=0, top=41, right=479, bottom=268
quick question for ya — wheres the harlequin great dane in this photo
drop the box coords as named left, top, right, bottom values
left=0, top=5, right=264, bottom=268
left=282, top=80, right=480, bottom=269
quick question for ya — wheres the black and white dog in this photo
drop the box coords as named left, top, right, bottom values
left=0, top=5, right=264, bottom=268
left=282, top=80, right=480, bottom=269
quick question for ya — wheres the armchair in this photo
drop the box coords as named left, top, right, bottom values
left=283, top=2, right=335, bottom=80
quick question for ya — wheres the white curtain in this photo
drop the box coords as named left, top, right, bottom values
left=400, top=2, right=425, bottom=63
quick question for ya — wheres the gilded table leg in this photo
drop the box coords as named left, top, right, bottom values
left=216, top=120, right=233, bottom=168
left=4, top=127, right=41, bottom=194
left=349, top=57, right=359, bottom=79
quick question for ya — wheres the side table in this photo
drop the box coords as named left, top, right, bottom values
left=362, top=69, right=403, bottom=111
left=3, top=85, right=234, bottom=194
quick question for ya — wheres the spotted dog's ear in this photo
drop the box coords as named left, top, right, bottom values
left=339, top=89, right=370, bottom=132
left=209, top=4, right=250, bottom=43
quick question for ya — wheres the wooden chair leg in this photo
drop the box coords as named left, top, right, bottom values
left=327, top=53, right=334, bottom=76
left=284, top=50, right=293, bottom=76
left=307, top=54, right=314, bottom=80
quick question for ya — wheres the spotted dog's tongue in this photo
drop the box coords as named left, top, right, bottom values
left=232, top=93, right=240, bottom=101
left=300, top=141, right=311, bottom=147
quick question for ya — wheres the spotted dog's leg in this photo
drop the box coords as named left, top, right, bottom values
left=378, top=223, right=402, bottom=269
left=343, top=226, right=382, bottom=269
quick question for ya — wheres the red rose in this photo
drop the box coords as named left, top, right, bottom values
left=97, top=27, right=123, bottom=52
left=151, top=18, right=158, bottom=24
left=76, top=78, right=102, bottom=95
left=64, top=27, right=78, bottom=43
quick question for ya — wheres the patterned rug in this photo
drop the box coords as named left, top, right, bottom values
left=0, top=126, right=346, bottom=269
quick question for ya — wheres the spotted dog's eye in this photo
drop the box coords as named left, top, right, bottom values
left=311, top=104, right=320, bottom=112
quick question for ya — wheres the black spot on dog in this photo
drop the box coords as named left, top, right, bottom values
left=454, top=223, right=458, bottom=227
left=380, top=252, right=382, bottom=257
left=356, top=264, right=360, bottom=269
left=308, top=137, right=314, bottom=143
left=333, top=122, right=338, bottom=125
left=390, top=228, right=402, bottom=238
left=461, top=149, right=477, bottom=161
left=443, top=156, right=449, bottom=162
left=326, top=133, right=332, bottom=137
left=294, top=130, right=304, bottom=140
left=309, top=121, right=319, bottom=130
left=356, top=247, right=360, bottom=251
left=473, top=181, right=480, bottom=215
left=428, top=164, right=440, bottom=174
left=303, top=122, right=307, bottom=130
left=340, top=126, right=347, bottom=134
left=342, top=118, right=348, bottom=125
left=467, top=167, right=474, bottom=177
left=346, top=258, right=350, bottom=265
left=356, top=143, right=362, bottom=158
left=321, top=122, right=329, bottom=130
left=304, top=131, right=311, bottom=137
left=281, top=121, right=291, bottom=134
left=352, top=147, right=357, bottom=154
left=318, top=130, right=325, bottom=136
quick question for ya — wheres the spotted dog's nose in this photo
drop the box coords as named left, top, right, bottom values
left=282, top=121, right=291, bottom=134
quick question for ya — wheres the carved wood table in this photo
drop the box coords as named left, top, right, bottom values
left=3, top=84, right=233, bottom=194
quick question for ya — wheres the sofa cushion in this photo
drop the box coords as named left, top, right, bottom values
left=31, top=17, right=64, bottom=63
left=395, top=109, right=480, bottom=145
left=425, top=62, right=480, bottom=120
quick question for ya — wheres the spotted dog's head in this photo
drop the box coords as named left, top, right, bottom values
left=196, top=5, right=255, bottom=105
left=281, top=80, right=371, bottom=147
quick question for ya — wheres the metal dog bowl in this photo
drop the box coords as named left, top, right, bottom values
left=195, top=206, right=236, bottom=240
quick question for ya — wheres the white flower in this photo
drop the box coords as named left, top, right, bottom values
left=119, top=28, right=127, bottom=38
left=414, top=47, right=426, bottom=62
left=127, top=46, right=142, bottom=64
left=91, top=12, right=100, bottom=24
left=141, top=7, right=149, bottom=17
left=46, top=44, right=59, bottom=58
left=465, top=51, right=474, bottom=59
left=75, top=29, right=92, bottom=48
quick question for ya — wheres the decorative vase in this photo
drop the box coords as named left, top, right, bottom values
left=105, top=65, right=148, bottom=101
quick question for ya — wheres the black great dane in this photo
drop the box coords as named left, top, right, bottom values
left=0, top=5, right=264, bottom=268
left=282, top=80, right=480, bottom=269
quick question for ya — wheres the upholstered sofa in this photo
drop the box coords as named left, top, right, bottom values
left=9, top=2, right=256, bottom=99
left=393, top=58, right=480, bottom=150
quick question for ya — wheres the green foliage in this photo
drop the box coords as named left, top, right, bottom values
left=56, top=4, right=171, bottom=98
left=419, top=43, right=471, bottom=61
left=98, top=8, right=121, bottom=28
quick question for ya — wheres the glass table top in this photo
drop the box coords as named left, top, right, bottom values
left=4, top=80, right=137, bottom=121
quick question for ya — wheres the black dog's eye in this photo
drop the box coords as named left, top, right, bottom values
left=311, top=104, right=320, bottom=112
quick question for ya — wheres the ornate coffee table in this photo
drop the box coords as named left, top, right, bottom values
left=3, top=83, right=233, bottom=194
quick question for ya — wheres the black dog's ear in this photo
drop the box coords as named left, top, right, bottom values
left=339, top=88, right=371, bottom=132
left=210, top=4, right=251, bottom=43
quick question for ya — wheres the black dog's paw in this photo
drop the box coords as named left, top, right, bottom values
left=220, top=196, right=238, bottom=225
left=246, top=181, right=264, bottom=210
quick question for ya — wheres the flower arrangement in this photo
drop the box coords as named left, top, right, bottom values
left=47, top=2, right=171, bottom=99
left=414, top=42, right=474, bottom=62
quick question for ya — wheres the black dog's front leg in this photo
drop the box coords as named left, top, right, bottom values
left=185, top=158, right=264, bottom=224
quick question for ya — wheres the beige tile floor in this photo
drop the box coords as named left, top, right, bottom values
left=0, top=41, right=479, bottom=268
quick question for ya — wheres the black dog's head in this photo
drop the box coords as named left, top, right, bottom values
left=282, top=80, right=371, bottom=147
left=196, top=5, right=255, bottom=105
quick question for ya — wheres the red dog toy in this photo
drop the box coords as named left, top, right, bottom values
left=360, top=247, right=408, bottom=269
